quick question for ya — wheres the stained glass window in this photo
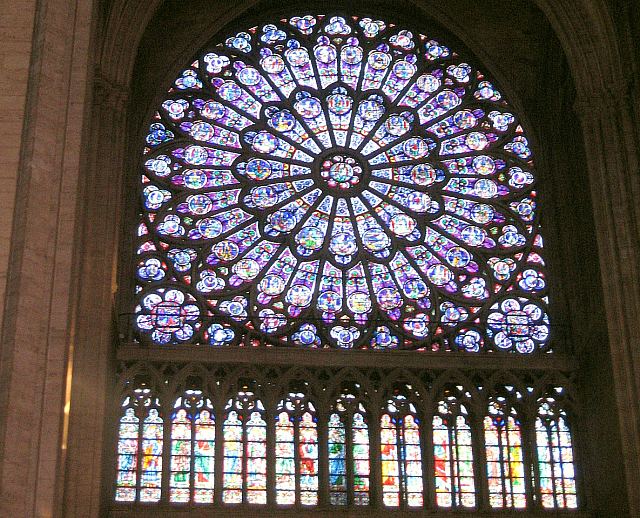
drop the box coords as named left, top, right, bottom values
left=222, top=389, right=267, bottom=504
left=115, top=387, right=163, bottom=503
left=134, top=13, right=550, bottom=354
left=169, top=390, right=215, bottom=503
left=275, top=391, right=319, bottom=505
left=115, top=407, right=140, bottom=502
left=484, top=395, right=526, bottom=508
left=328, top=390, right=371, bottom=505
left=536, top=392, right=578, bottom=509
left=118, top=8, right=578, bottom=513
left=433, top=387, right=476, bottom=508
left=381, top=392, right=424, bottom=507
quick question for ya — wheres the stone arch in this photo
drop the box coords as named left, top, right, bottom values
left=37, top=1, right=635, bottom=516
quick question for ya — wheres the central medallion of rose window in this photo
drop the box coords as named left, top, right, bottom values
left=320, top=154, right=362, bottom=189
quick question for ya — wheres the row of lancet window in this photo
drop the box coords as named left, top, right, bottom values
left=114, top=384, right=577, bottom=510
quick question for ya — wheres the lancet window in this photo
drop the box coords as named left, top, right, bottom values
left=222, top=388, right=268, bottom=504
left=328, top=387, right=371, bottom=505
left=535, top=392, right=578, bottom=509
left=484, top=390, right=526, bottom=508
left=275, top=390, right=319, bottom=505
left=380, top=390, right=424, bottom=507
left=169, top=390, right=216, bottom=503
left=432, top=385, right=476, bottom=508
left=115, top=387, right=163, bottom=503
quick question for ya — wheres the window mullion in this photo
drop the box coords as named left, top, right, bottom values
left=472, top=413, right=488, bottom=511
left=294, top=416, right=301, bottom=506
left=520, top=411, right=536, bottom=509
left=134, top=406, right=145, bottom=503
left=317, top=406, right=329, bottom=507
left=345, top=412, right=354, bottom=506
left=190, top=411, right=197, bottom=504
left=213, top=403, right=224, bottom=506
left=370, top=408, right=382, bottom=509
left=159, top=408, right=172, bottom=505
left=499, top=424, right=508, bottom=508
left=242, top=416, right=248, bottom=504
left=398, top=420, right=406, bottom=509
left=423, top=412, right=436, bottom=510
left=266, top=406, right=276, bottom=506
left=449, top=421, right=459, bottom=508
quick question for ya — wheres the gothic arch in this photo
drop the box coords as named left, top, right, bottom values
left=24, top=1, right=631, bottom=516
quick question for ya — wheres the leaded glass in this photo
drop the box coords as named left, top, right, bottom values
left=169, top=390, right=215, bottom=503
left=134, top=14, right=549, bottom=353
left=433, top=388, right=476, bottom=508
left=140, top=409, right=164, bottom=502
left=328, top=391, right=371, bottom=505
left=381, top=392, right=423, bottom=507
left=115, top=407, right=139, bottom=502
left=328, top=412, right=347, bottom=504
left=535, top=392, right=578, bottom=509
left=222, top=390, right=267, bottom=504
left=115, top=388, right=163, bottom=503
left=484, top=397, right=526, bottom=508
left=275, top=391, right=319, bottom=505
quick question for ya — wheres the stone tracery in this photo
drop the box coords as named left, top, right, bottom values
left=134, top=14, right=549, bottom=353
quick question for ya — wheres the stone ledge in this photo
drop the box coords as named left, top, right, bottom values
left=117, top=344, right=577, bottom=371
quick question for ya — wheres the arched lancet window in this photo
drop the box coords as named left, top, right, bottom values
left=115, top=386, right=163, bottom=503
left=328, top=386, right=371, bottom=505
left=380, top=388, right=424, bottom=507
left=432, top=385, right=476, bottom=508
left=535, top=390, right=578, bottom=509
left=484, top=390, right=526, bottom=509
left=222, top=388, right=267, bottom=504
left=275, top=389, right=319, bottom=505
left=169, top=389, right=216, bottom=503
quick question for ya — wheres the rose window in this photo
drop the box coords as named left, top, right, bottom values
left=134, top=14, right=550, bottom=352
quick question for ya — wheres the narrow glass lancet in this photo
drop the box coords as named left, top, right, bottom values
left=115, top=407, right=140, bottom=502
left=484, top=398, right=526, bottom=508
left=352, top=412, right=371, bottom=504
left=140, top=408, right=164, bottom=502
left=381, top=394, right=423, bottom=507
left=193, top=409, right=216, bottom=501
left=275, top=411, right=296, bottom=504
left=169, top=407, right=191, bottom=502
left=536, top=395, right=578, bottom=509
left=328, top=413, right=347, bottom=504
left=433, top=391, right=476, bottom=508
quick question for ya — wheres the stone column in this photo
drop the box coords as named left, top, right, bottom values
left=61, top=71, right=130, bottom=518
left=0, top=0, right=95, bottom=516
left=575, top=85, right=640, bottom=517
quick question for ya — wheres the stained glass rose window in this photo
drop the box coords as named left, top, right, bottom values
left=134, top=14, right=549, bottom=352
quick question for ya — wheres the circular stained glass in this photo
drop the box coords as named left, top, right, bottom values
left=134, top=14, right=550, bottom=353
